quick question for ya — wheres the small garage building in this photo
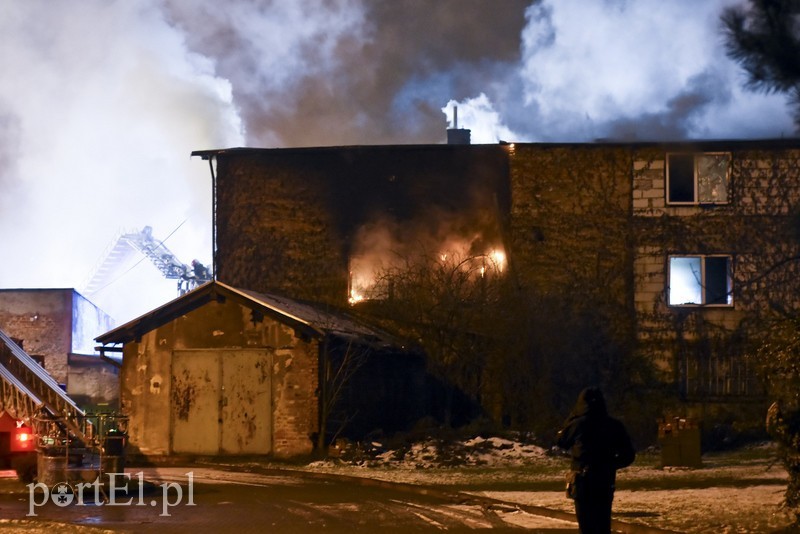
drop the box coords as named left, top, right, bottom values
left=96, top=281, right=424, bottom=459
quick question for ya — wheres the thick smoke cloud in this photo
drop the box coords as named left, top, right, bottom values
left=509, top=0, right=794, bottom=141
left=0, top=1, right=242, bottom=321
left=164, top=0, right=530, bottom=146
left=0, top=0, right=795, bottom=322
left=163, top=0, right=794, bottom=146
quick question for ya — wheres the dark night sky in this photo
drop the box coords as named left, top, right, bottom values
left=0, top=0, right=794, bottom=321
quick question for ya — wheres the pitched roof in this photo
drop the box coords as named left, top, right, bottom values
left=95, top=280, right=407, bottom=350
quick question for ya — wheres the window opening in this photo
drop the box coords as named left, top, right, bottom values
left=667, top=153, right=730, bottom=205
left=668, top=255, right=732, bottom=306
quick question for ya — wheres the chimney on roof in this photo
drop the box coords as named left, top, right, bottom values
left=447, top=105, right=471, bottom=145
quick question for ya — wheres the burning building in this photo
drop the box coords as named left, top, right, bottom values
left=193, top=139, right=800, bottom=438
left=194, top=144, right=511, bottom=307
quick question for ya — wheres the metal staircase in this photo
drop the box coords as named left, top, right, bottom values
left=0, top=329, right=127, bottom=486
left=0, top=329, right=87, bottom=441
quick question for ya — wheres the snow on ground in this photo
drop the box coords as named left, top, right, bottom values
left=311, top=434, right=550, bottom=470
left=482, top=485, right=791, bottom=533
left=303, top=436, right=797, bottom=532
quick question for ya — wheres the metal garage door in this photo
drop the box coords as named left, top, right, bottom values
left=171, top=350, right=272, bottom=455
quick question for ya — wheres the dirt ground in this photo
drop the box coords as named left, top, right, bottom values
left=479, top=461, right=792, bottom=532
left=298, top=440, right=797, bottom=533
left=0, top=438, right=795, bottom=532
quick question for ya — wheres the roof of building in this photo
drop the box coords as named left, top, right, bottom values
left=95, top=280, right=409, bottom=350
left=191, top=138, right=800, bottom=160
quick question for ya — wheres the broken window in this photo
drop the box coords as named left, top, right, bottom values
left=668, top=255, right=733, bottom=306
left=667, top=153, right=730, bottom=205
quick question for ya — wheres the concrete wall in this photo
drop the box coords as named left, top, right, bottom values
left=120, top=298, right=319, bottom=458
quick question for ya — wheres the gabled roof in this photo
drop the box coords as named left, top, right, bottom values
left=95, top=280, right=406, bottom=350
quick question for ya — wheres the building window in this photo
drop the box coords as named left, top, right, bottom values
left=667, top=153, right=731, bottom=205
left=668, top=255, right=733, bottom=306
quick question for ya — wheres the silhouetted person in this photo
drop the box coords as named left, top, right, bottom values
left=557, top=387, right=635, bottom=534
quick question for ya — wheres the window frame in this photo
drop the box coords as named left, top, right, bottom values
left=666, top=152, right=732, bottom=206
left=667, top=254, right=734, bottom=308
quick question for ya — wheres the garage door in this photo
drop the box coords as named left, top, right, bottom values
left=171, top=350, right=272, bottom=455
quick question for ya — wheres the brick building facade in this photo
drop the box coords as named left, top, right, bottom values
left=0, top=289, right=118, bottom=408
left=630, top=142, right=800, bottom=409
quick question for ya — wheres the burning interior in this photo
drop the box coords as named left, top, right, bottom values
left=208, top=145, right=512, bottom=309
left=345, top=192, right=508, bottom=305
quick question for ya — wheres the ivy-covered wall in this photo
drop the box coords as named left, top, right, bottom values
left=507, top=143, right=634, bottom=336
left=209, top=140, right=800, bottom=440
left=631, top=143, right=800, bottom=417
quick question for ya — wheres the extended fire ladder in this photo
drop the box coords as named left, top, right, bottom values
left=0, top=329, right=126, bottom=485
left=82, top=226, right=211, bottom=297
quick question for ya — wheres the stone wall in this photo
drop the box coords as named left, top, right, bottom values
left=215, top=150, right=347, bottom=305
left=631, top=145, right=800, bottom=403
left=508, top=143, right=634, bottom=342
left=207, top=141, right=800, bottom=433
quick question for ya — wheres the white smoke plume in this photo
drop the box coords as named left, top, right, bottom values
left=0, top=1, right=243, bottom=321
left=442, top=94, right=520, bottom=143
left=511, top=0, right=795, bottom=141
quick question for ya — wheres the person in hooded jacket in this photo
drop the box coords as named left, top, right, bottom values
left=557, top=387, right=635, bottom=534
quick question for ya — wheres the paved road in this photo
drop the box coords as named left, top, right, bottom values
left=0, top=467, right=579, bottom=533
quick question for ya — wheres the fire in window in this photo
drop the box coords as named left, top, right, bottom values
left=668, top=255, right=732, bottom=306
left=348, top=246, right=507, bottom=305
left=667, top=153, right=731, bottom=205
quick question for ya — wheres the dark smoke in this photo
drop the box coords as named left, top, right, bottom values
left=164, top=0, right=530, bottom=147
left=606, top=68, right=734, bottom=141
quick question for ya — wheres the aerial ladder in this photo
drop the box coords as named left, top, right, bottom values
left=82, top=225, right=212, bottom=298
left=0, top=329, right=126, bottom=486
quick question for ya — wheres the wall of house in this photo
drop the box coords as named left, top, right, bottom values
left=214, top=146, right=510, bottom=306
left=0, top=289, right=74, bottom=383
left=508, top=143, right=633, bottom=303
left=120, top=298, right=319, bottom=458
left=208, top=141, right=800, bottom=439
left=631, top=144, right=800, bottom=413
